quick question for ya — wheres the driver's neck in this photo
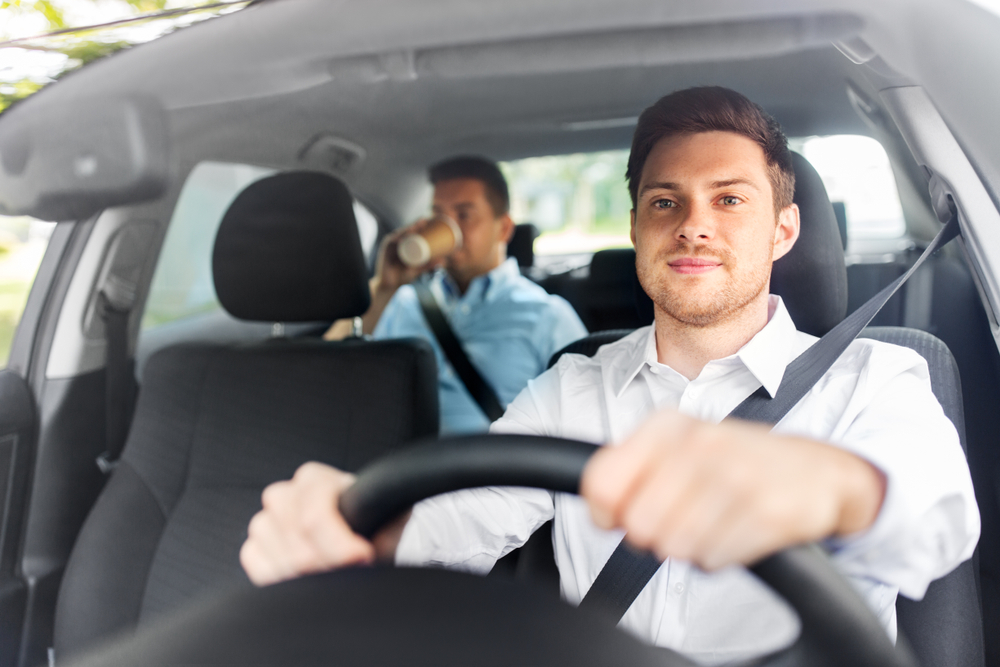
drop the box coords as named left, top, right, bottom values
left=653, top=292, right=771, bottom=381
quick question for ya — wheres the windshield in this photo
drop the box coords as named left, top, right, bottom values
left=0, top=0, right=248, bottom=113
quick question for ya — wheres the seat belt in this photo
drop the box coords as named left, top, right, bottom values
left=577, top=214, right=961, bottom=623
left=96, top=290, right=138, bottom=474
left=413, top=281, right=506, bottom=422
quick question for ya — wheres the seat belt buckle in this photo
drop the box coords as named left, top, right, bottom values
left=96, top=452, right=119, bottom=475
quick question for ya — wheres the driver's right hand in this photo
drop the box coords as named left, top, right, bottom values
left=241, top=462, right=376, bottom=586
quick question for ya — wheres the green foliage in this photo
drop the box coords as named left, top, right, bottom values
left=0, top=78, right=44, bottom=112
left=0, top=1, right=242, bottom=114
left=1, top=0, right=68, bottom=29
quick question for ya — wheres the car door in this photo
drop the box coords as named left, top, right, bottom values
left=0, top=214, right=73, bottom=667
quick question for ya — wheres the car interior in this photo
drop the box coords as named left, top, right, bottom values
left=0, top=1, right=999, bottom=666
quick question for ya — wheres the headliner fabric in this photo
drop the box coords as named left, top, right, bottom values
left=212, top=171, right=371, bottom=323
left=631, top=151, right=847, bottom=337
left=54, top=337, right=438, bottom=658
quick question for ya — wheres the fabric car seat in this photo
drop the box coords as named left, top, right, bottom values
left=514, top=153, right=984, bottom=667
left=52, top=172, right=439, bottom=658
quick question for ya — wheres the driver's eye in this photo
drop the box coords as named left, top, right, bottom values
left=654, top=199, right=677, bottom=209
left=721, top=196, right=740, bottom=205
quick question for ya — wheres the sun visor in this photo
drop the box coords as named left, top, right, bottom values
left=0, top=95, right=169, bottom=221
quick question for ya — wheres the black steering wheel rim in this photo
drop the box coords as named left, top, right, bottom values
left=339, top=434, right=916, bottom=667
left=63, top=434, right=916, bottom=667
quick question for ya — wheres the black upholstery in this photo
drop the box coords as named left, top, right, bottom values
left=54, top=172, right=439, bottom=657
left=213, top=171, right=371, bottom=322
left=508, top=223, right=539, bottom=269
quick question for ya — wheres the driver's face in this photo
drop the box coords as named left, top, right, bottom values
left=630, top=131, right=799, bottom=327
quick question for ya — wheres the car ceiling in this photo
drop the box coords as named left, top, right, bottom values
left=6, top=0, right=1000, bottom=222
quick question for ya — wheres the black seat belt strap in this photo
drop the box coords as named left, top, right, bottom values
left=413, top=281, right=505, bottom=422
left=578, top=214, right=960, bottom=623
left=97, top=291, right=137, bottom=474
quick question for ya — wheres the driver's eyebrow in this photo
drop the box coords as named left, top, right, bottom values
left=710, top=178, right=761, bottom=192
left=638, top=181, right=680, bottom=197
left=638, top=178, right=762, bottom=197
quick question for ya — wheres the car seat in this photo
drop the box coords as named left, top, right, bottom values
left=52, top=171, right=439, bottom=658
left=508, top=222, right=539, bottom=270
left=517, top=153, right=985, bottom=667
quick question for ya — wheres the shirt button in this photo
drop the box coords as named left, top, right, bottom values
left=674, top=583, right=685, bottom=594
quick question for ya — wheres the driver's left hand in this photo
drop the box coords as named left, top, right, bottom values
left=580, top=409, right=887, bottom=571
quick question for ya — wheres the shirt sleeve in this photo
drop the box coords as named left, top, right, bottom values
left=825, top=346, right=980, bottom=600
left=394, top=373, right=560, bottom=573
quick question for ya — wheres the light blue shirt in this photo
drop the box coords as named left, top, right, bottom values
left=373, top=258, right=588, bottom=435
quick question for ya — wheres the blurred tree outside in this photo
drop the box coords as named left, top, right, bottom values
left=0, top=0, right=247, bottom=113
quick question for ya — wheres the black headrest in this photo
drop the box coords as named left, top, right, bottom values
left=212, top=171, right=371, bottom=322
left=508, top=223, right=539, bottom=268
left=770, top=152, right=847, bottom=336
left=634, top=152, right=847, bottom=337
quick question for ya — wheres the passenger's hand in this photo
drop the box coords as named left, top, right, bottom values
left=240, top=462, right=375, bottom=586
left=373, top=219, right=445, bottom=295
left=580, top=409, right=886, bottom=571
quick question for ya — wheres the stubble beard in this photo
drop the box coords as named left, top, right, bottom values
left=637, top=243, right=773, bottom=328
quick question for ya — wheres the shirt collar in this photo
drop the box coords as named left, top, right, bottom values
left=438, top=257, right=520, bottom=303
left=609, top=295, right=801, bottom=398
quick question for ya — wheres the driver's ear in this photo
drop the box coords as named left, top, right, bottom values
left=630, top=209, right=637, bottom=247
left=772, top=204, right=800, bottom=262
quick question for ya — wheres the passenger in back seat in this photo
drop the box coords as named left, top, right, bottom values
left=245, top=88, right=978, bottom=663
left=326, top=156, right=586, bottom=434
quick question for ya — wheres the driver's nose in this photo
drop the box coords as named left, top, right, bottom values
left=674, top=201, right=716, bottom=243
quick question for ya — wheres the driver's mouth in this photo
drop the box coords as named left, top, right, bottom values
left=668, top=257, right=722, bottom=275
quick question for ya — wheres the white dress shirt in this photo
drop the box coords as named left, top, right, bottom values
left=396, top=295, right=980, bottom=664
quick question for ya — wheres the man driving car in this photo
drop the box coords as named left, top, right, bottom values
left=243, top=87, right=979, bottom=662
left=327, top=156, right=586, bottom=434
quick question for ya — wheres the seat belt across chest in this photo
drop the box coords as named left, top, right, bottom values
left=413, top=281, right=506, bottom=422
left=577, top=214, right=961, bottom=622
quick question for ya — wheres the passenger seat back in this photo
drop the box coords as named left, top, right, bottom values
left=54, top=172, right=439, bottom=657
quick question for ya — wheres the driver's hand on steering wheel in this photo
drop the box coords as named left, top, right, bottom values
left=240, top=410, right=885, bottom=586
left=241, top=463, right=385, bottom=586
left=581, top=409, right=886, bottom=571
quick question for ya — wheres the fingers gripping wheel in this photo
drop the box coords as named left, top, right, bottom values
left=63, top=436, right=916, bottom=667
left=341, top=435, right=915, bottom=667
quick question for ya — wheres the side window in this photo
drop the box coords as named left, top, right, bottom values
left=141, top=162, right=378, bottom=333
left=0, top=215, right=56, bottom=368
left=791, top=135, right=907, bottom=253
left=142, top=162, right=275, bottom=331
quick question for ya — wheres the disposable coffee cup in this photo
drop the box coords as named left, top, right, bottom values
left=397, top=215, right=463, bottom=267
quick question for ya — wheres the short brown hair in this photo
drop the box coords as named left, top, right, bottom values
left=626, top=87, right=795, bottom=216
left=429, top=155, right=510, bottom=217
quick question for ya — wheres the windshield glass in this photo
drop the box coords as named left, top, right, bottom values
left=0, top=0, right=248, bottom=113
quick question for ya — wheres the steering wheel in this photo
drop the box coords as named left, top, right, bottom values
left=64, top=435, right=916, bottom=667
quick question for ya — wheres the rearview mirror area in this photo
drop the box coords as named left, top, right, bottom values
left=0, top=94, right=169, bottom=222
